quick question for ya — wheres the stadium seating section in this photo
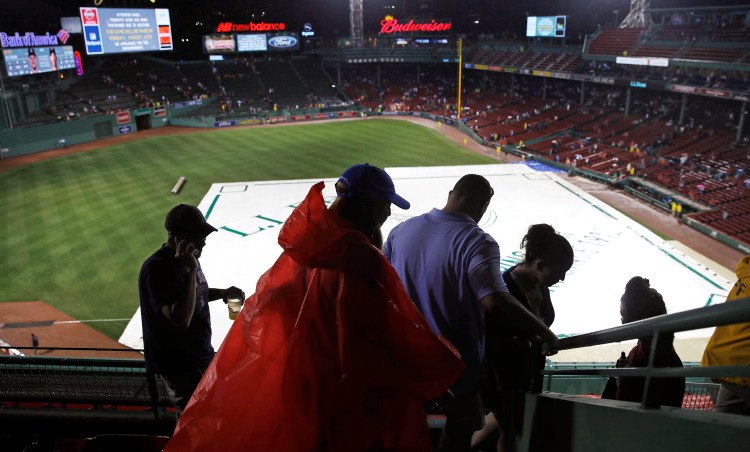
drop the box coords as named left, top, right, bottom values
left=3, top=14, right=750, bottom=247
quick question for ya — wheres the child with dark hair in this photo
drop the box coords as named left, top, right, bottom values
left=475, top=224, right=574, bottom=451
left=602, top=277, right=685, bottom=407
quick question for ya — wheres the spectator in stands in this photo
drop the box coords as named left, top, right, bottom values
left=384, top=175, right=557, bottom=452
left=601, top=277, right=685, bottom=407
left=138, top=204, right=245, bottom=417
left=702, top=254, right=750, bottom=415
left=167, top=165, right=462, bottom=451
left=474, top=224, right=574, bottom=452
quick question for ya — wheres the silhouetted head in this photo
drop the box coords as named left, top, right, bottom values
left=520, top=223, right=574, bottom=287
left=444, top=174, right=494, bottom=223
left=620, top=276, right=667, bottom=324
left=331, top=163, right=409, bottom=248
left=164, top=204, right=217, bottom=257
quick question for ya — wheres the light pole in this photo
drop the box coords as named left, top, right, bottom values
left=614, top=10, right=620, bottom=27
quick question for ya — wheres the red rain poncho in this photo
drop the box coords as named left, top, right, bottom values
left=167, top=182, right=463, bottom=451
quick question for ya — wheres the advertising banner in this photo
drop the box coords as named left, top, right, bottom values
left=700, top=88, right=731, bottom=98
left=379, top=16, right=452, bottom=34
left=671, top=84, right=699, bottom=94
left=266, top=33, right=299, bottom=51
left=203, top=35, right=235, bottom=54
left=116, top=111, right=131, bottom=124
left=616, top=56, right=669, bottom=67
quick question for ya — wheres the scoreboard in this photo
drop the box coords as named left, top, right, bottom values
left=80, top=7, right=173, bottom=55
left=3, top=45, right=75, bottom=77
left=526, top=16, right=567, bottom=38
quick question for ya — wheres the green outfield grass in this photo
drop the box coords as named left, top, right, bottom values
left=0, top=119, right=496, bottom=339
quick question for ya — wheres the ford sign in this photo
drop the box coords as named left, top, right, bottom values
left=268, top=35, right=298, bottom=49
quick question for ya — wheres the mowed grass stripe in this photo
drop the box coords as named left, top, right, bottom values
left=0, top=119, right=494, bottom=339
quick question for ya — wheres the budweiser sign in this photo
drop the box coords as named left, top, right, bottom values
left=380, top=15, right=451, bottom=34
left=216, top=21, right=286, bottom=33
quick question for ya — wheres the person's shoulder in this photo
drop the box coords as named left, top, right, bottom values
left=340, top=237, right=385, bottom=276
left=387, top=211, right=430, bottom=236
left=141, top=247, right=175, bottom=272
left=469, top=228, right=499, bottom=249
left=401, top=210, right=433, bottom=224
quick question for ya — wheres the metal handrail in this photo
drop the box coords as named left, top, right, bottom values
left=543, top=296, right=750, bottom=408
left=553, top=297, right=750, bottom=350
left=0, top=356, right=168, bottom=418
left=8, top=346, right=144, bottom=353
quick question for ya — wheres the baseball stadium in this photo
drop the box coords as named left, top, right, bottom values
left=0, top=0, right=749, bottom=450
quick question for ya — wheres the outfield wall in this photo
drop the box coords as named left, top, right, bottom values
left=0, top=106, right=168, bottom=158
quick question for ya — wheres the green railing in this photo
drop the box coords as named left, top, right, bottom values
left=545, top=297, right=750, bottom=408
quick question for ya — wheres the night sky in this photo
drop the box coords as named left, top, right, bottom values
left=1, top=0, right=747, bottom=57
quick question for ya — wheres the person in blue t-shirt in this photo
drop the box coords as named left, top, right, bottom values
left=139, top=204, right=244, bottom=416
left=384, top=174, right=558, bottom=452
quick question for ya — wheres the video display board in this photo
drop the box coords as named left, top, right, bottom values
left=60, top=17, right=83, bottom=34
left=203, top=35, right=236, bottom=54
left=526, top=16, right=567, bottom=38
left=236, top=34, right=267, bottom=52
left=205, top=33, right=300, bottom=54
left=79, top=7, right=173, bottom=55
left=2, top=45, right=75, bottom=77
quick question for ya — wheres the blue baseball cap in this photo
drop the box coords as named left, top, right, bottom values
left=337, top=164, right=410, bottom=210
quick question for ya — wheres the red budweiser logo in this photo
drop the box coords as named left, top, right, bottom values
left=216, top=21, right=286, bottom=33
left=380, top=16, right=451, bottom=34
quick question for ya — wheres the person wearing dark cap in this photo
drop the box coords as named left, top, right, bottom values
left=384, top=174, right=558, bottom=452
left=167, top=164, right=463, bottom=452
left=138, top=204, right=245, bottom=416
left=28, top=48, right=39, bottom=73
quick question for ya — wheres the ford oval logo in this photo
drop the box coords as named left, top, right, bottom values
left=268, top=36, right=298, bottom=48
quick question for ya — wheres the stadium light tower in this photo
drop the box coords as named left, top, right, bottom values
left=619, top=0, right=652, bottom=28
left=350, top=0, right=364, bottom=48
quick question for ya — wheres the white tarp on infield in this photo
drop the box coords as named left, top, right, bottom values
left=120, top=164, right=732, bottom=359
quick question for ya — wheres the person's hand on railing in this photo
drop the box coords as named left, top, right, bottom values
left=540, top=335, right=559, bottom=356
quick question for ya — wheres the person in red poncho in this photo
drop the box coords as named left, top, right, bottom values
left=166, top=164, right=464, bottom=451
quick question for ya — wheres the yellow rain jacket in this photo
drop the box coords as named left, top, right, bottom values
left=701, top=254, right=750, bottom=388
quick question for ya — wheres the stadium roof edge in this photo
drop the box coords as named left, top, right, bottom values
left=647, top=5, right=750, bottom=14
